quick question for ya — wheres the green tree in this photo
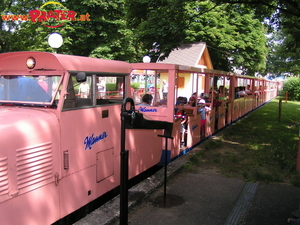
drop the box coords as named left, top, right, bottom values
left=185, top=1, right=267, bottom=74
left=211, top=0, right=300, bottom=75
left=126, top=0, right=268, bottom=74
left=125, top=0, right=189, bottom=62
left=266, top=30, right=300, bottom=76
left=63, top=0, right=143, bottom=61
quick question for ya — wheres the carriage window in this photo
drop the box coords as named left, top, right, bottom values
left=131, top=70, right=168, bottom=107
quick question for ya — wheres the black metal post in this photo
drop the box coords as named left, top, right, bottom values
left=120, top=149, right=128, bottom=225
left=120, top=98, right=132, bottom=225
left=158, top=134, right=173, bottom=206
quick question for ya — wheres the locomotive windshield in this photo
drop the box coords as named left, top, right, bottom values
left=0, top=75, right=61, bottom=105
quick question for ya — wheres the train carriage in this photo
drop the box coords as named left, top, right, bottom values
left=131, top=63, right=279, bottom=155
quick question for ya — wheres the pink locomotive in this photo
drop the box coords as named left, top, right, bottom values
left=0, top=51, right=154, bottom=225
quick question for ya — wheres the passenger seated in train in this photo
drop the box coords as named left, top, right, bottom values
left=187, top=96, right=196, bottom=107
left=245, top=85, right=252, bottom=95
left=191, top=92, right=197, bottom=100
left=174, top=99, right=187, bottom=147
left=137, top=93, right=153, bottom=106
left=218, top=86, right=228, bottom=101
left=254, top=87, right=260, bottom=96
left=237, top=86, right=247, bottom=97
left=176, top=96, right=188, bottom=105
left=201, top=93, right=211, bottom=103
left=234, top=87, right=240, bottom=99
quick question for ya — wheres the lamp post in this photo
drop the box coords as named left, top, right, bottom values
left=48, top=32, right=63, bottom=53
left=143, top=55, right=151, bottom=94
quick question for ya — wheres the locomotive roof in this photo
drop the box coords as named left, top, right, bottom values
left=0, top=51, right=132, bottom=76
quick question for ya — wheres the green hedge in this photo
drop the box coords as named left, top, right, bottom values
left=106, top=83, right=117, bottom=91
left=283, top=77, right=300, bottom=101
left=106, top=82, right=142, bottom=91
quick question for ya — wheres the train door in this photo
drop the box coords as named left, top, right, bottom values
left=253, top=80, right=259, bottom=108
left=243, top=78, right=251, bottom=112
left=131, top=64, right=191, bottom=160
left=57, top=72, right=125, bottom=217
left=216, top=75, right=227, bottom=130
left=130, top=68, right=177, bottom=159
left=180, top=72, right=201, bottom=148
left=205, top=75, right=216, bottom=135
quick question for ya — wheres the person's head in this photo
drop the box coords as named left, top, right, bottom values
left=177, top=96, right=187, bottom=105
left=176, top=100, right=184, bottom=110
left=199, top=99, right=206, bottom=107
left=188, top=96, right=196, bottom=106
left=142, top=94, right=153, bottom=105
left=202, top=93, right=209, bottom=99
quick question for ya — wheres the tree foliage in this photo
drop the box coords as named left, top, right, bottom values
left=126, top=0, right=268, bottom=74
left=125, top=0, right=189, bottom=62
left=0, top=0, right=144, bottom=62
left=184, top=1, right=267, bottom=74
left=212, top=0, right=300, bottom=75
left=266, top=30, right=300, bottom=76
left=283, top=77, right=300, bottom=101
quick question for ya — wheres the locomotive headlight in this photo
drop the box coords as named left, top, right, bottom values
left=26, top=57, right=36, bottom=69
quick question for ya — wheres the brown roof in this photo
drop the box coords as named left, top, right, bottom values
left=157, top=42, right=213, bottom=69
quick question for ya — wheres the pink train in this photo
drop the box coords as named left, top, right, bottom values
left=0, top=52, right=278, bottom=224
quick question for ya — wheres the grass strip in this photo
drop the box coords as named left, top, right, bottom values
left=185, top=98, right=300, bottom=185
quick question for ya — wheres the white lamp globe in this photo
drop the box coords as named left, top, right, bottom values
left=143, top=55, right=151, bottom=63
left=48, top=33, right=63, bottom=49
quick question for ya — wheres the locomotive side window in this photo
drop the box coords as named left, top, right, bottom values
left=96, top=76, right=123, bottom=102
left=62, top=73, right=124, bottom=110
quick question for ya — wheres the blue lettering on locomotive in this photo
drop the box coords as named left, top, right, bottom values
left=138, top=107, right=158, bottom=112
left=84, top=132, right=108, bottom=150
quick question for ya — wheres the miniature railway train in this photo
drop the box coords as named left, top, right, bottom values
left=0, top=52, right=278, bottom=225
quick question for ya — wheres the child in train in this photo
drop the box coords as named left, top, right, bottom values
left=174, top=99, right=188, bottom=147
left=198, top=99, right=210, bottom=137
left=187, top=96, right=197, bottom=107
left=201, top=93, right=211, bottom=103
left=176, top=96, right=188, bottom=105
